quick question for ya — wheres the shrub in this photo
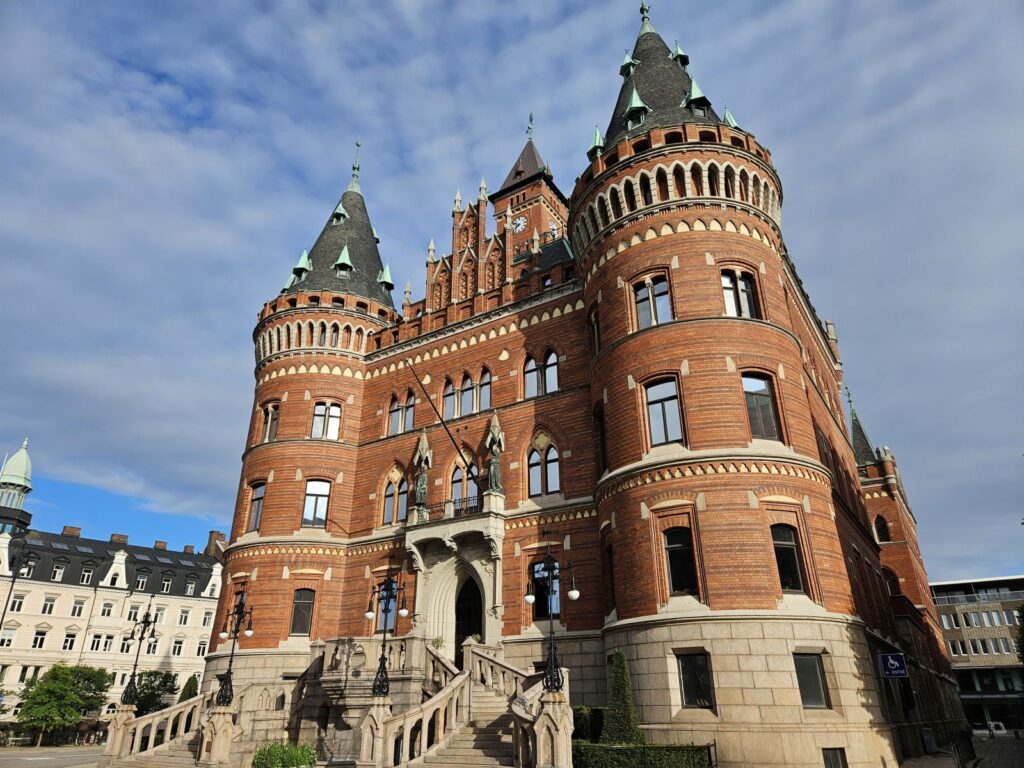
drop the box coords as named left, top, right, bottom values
left=572, top=705, right=606, bottom=742
left=252, top=742, right=316, bottom=768
left=600, top=650, right=643, bottom=744
left=573, top=742, right=714, bottom=768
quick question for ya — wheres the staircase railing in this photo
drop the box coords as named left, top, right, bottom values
left=372, top=662, right=471, bottom=766
left=111, top=689, right=213, bottom=760
left=424, top=644, right=460, bottom=692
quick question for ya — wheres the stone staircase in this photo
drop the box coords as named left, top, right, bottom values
left=422, top=683, right=514, bottom=767
left=114, top=731, right=201, bottom=767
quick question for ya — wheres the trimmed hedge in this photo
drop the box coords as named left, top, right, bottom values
left=251, top=742, right=316, bottom=768
left=572, top=705, right=606, bottom=742
left=573, top=741, right=715, bottom=768
left=601, top=649, right=644, bottom=744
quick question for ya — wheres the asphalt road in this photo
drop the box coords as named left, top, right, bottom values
left=0, top=746, right=103, bottom=768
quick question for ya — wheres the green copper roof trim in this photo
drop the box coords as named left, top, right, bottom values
left=333, top=199, right=348, bottom=220
left=688, top=78, right=706, bottom=103
left=377, top=262, right=394, bottom=288
left=292, top=248, right=312, bottom=277
left=589, top=125, right=605, bottom=151
left=334, top=242, right=353, bottom=270
left=623, top=85, right=651, bottom=116
left=639, top=1, right=655, bottom=35
left=0, top=438, right=32, bottom=490
left=347, top=139, right=362, bottom=194
left=619, top=50, right=640, bottom=78
left=723, top=106, right=738, bottom=128
left=283, top=272, right=297, bottom=290
left=670, top=40, right=689, bottom=66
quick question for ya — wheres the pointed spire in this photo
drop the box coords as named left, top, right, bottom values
left=292, top=249, right=312, bottom=280
left=639, top=2, right=656, bottom=35
left=333, top=242, right=353, bottom=273
left=0, top=436, right=33, bottom=498
left=623, top=85, right=651, bottom=118
left=670, top=40, right=689, bottom=68
left=504, top=202, right=513, bottom=224
left=332, top=198, right=348, bottom=222
left=453, top=189, right=462, bottom=212
left=347, top=138, right=362, bottom=193
left=526, top=113, right=534, bottom=141
left=587, top=125, right=605, bottom=161
left=847, top=388, right=878, bottom=466
left=620, top=49, right=640, bottom=79
left=283, top=272, right=297, bottom=291
left=427, top=238, right=436, bottom=263
left=687, top=78, right=706, bottom=103
left=723, top=106, right=738, bottom=129
left=403, top=281, right=412, bottom=307
left=377, top=263, right=394, bottom=291
left=479, top=178, right=487, bottom=200
left=372, top=225, right=380, bottom=244
left=531, top=227, right=541, bottom=254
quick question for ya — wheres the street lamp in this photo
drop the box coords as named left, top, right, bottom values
left=0, top=545, right=38, bottom=632
left=524, top=530, right=579, bottom=692
left=215, top=585, right=254, bottom=706
left=121, top=600, right=158, bottom=705
left=364, top=557, right=408, bottom=697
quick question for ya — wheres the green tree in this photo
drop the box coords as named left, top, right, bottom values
left=178, top=673, right=199, bottom=702
left=17, top=665, right=110, bottom=746
left=600, top=649, right=644, bottom=744
left=135, top=671, right=180, bottom=716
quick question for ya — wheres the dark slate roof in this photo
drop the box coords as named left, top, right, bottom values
left=12, top=529, right=217, bottom=599
left=497, top=139, right=549, bottom=194
left=538, top=238, right=574, bottom=270
left=603, top=27, right=721, bottom=149
left=283, top=184, right=394, bottom=308
left=851, top=409, right=877, bottom=466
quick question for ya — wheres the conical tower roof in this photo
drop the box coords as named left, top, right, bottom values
left=603, top=7, right=721, bottom=149
left=850, top=408, right=877, bottom=466
left=0, top=438, right=32, bottom=491
left=282, top=150, right=394, bottom=308
left=495, top=138, right=550, bottom=197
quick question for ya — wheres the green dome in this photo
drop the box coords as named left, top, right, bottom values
left=0, top=438, right=32, bottom=491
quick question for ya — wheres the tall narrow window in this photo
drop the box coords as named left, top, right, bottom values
left=707, top=164, right=720, bottom=196
left=624, top=180, right=637, bottom=212
left=690, top=166, right=703, bottom=196
left=874, top=516, right=891, bottom=543
left=531, top=560, right=560, bottom=620
left=645, top=379, right=684, bottom=446
left=721, top=272, right=761, bottom=319
left=451, top=464, right=478, bottom=502
left=527, top=445, right=560, bottom=497
left=312, top=403, right=341, bottom=440
left=639, top=174, right=653, bottom=205
left=665, top=527, right=699, bottom=595
left=382, top=479, right=409, bottom=525
left=290, top=589, right=315, bottom=636
left=247, top=484, right=265, bottom=532
left=589, top=310, right=601, bottom=351
left=594, top=404, right=608, bottom=473
left=794, top=653, right=830, bottom=708
left=743, top=374, right=781, bottom=440
left=262, top=404, right=279, bottom=443
left=656, top=169, right=670, bottom=202
left=771, top=524, right=806, bottom=593
left=388, top=397, right=401, bottom=435
left=524, top=357, right=539, bottom=398
left=460, top=375, right=474, bottom=416
left=677, top=653, right=714, bottom=708
left=403, top=392, right=415, bottom=431
left=542, top=351, right=559, bottom=393
left=478, top=370, right=491, bottom=411
left=302, top=480, right=330, bottom=528
left=633, top=276, right=672, bottom=329
left=442, top=381, right=456, bottom=419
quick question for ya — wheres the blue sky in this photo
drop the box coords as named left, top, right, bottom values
left=1, top=1, right=1022, bottom=578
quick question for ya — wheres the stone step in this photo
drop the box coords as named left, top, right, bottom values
left=424, top=757, right=513, bottom=767
left=447, top=735, right=513, bottom=747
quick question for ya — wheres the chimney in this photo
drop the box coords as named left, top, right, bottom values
left=110, top=533, right=129, bottom=544
left=205, top=530, right=226, bottom=558
left=62, top=526, right=81, bottom=538
left=183, top=545, right=194, bottom=555
left=154, top=540, right=167, bottom=551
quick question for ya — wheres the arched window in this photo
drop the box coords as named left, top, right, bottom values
left=665, top=527, right=698, bottom=595
left=724, top=167, right=736, bottom=198
left=739, top=170, right=749, bottom=202
left=296, top=324, right=303, bottom=346
left=597, top=197, right=610, bottom=227
left=479, top=370, right=491, bottom=410
left=633, top=275, right=673, bottom=329
left=656, top=168, right=670, bottom=202
left=527, top=444, right=560, bottom=497
left=312, top=402, right=341, bottom=440
left=306, top=322, right=314, bottom=346
left=354, top=328, right=364, bottom=350
left=460, top=375, right=474, bottom=416
left=707, top=164, right=720, bottom=197
left=330, top=325, right=339, bottom=347
left=451, top=463, right=478, bottom=502
left=721, top=271, right=761, bottom=319
left=624, top=180, right=637, bottom=212
left=588, top=208, right=599, bottom=237
left=261, top=403, right=279, bottom=443
left=883, top=568, right=901, bottom=595
left=530, top=559, right=559, bottom=620
left=639, top=174, right=653, bottom=206
left=673, top=165, right=687, bottom=198
left=290, top=589, right=315, bottom=635
left=442, top=380, right=455, bottom=420
left=690, top=165, right=704, bottom=196
left=318, top=323, right=327, bottom=346
left=770, top=524, right=806, bottom=593
left=752, top=175, right=761, bottom=207
left=275, top=328, right=281, bottom=352
left=524, top=356, right=540, bottom=398
left=388, top=397, right=402, bottom=435
left=246, top=484, right=265, bottom=532
left=874, top=516, right=891, bottom=543
left=542, top=351, right=559, bottom=394
left=342, top=325, right=352, bottom=348
left=286, top=325, right=292, bottom=349
left=742, top=374, right=781, bottom=441
left=382, top=478, right=409, bottom=525
left=610, top=188, right=623, bottom=219
left=403, top=392, right=415, bottom=432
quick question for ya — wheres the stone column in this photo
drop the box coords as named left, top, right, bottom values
left=199, top=705, right=240, bottom=765
left=101, top=704, right=136, bottom=762
left=534, top=671, right=574, bottom=768
left=356, top=697, right=392, bottom=768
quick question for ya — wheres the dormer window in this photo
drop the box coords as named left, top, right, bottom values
left=623, top=86, right=650, bottom=132
left=626, top=111, right=646, bottom=131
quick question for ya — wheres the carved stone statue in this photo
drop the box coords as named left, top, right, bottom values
left=485, top=413, right=505, bottom=494
left=412, top=431, right=433, bottom=507
left=414, top=469, right=428, bottom=506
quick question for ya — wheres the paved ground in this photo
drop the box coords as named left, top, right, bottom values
left=974, top=735, right=1024, bottom=766
left=0, top=746, right=103, bottom=768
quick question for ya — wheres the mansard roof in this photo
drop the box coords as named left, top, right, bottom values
left=281, top=164, right=394, bottom=308
left=603, top=13, right=721, bottom=149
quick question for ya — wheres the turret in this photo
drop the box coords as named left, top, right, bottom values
left=0, top=438, right=33, bottom=534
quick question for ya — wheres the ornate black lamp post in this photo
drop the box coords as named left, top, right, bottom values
left=121, top=601, right=157, bottom=705
left=364, top=558, right=408, bottom=697
left=0, top=546, right=38, bottom=631
left=524, top=531, right=580, bottom=692
left=215, top=585, right=254, bottom=706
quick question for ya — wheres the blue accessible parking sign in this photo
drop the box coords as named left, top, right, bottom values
left=880, top=652, right=908, bottom=678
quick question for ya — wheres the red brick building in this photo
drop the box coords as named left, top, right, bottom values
left=204, top=8, right=964, bottom=766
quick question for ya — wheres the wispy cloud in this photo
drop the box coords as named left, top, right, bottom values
left=1, top=0, right=1021, bottom=578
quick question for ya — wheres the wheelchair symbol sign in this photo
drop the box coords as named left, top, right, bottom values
left=880, top=652, right=908, bottom=678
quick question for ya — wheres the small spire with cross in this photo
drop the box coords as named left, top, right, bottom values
left=845, top=386, right=854, bottom=411
left=526, top=113, right=534, bottom=140
left=347, top=138, right=362, bottom=193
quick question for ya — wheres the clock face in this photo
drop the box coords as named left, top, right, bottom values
left=511, top=215, right=527, bottom=234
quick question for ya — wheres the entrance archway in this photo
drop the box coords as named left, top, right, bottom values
left=454, top=578, right=483, bottom=668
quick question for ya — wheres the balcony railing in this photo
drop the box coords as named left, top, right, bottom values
left=411, top=496, right=483, bottom=524
left=934, top=591, right=1024, bottom=606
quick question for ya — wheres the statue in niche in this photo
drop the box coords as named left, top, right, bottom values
left=414, top=468, right=428, bottom=506
left=412, top=430, right=433, bottom=506
left=485, top=413, right=505, bottom=493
